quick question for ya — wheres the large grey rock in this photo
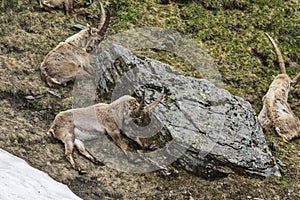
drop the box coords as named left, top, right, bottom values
left=79, top=44, right=280, bottom=179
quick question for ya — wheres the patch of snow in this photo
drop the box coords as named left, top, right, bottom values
left=0, top=149, right=81, bottom=200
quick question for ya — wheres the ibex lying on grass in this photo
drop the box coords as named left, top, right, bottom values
left=40, top=0, right=109, bottom=87
left=38, top=0, right=93, bottom=15
left=258, top=33, right=300, bottom=142
left=47, top=90, right=165, bottom=174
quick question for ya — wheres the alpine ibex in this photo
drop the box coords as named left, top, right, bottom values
left=38, top=0, right=93, bottom=15
left=40, top=0, right=110, bottom=87
left=47, top=90, right=165, bottom=174
left=258, top=33, right=300, bottom=142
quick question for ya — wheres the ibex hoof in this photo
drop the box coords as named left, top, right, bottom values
left=147, top=144, right=157, bottom=150
left=94, top=160, right=105, bottom=166
left=78, top=170, right=88, bottom=175
left=46, top=136, right=57, bottom=144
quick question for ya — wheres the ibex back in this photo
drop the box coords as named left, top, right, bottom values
left=38, top=0, right=93, bottom=15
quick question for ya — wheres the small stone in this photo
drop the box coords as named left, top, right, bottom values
left=25, top=95, right=35, bottom=100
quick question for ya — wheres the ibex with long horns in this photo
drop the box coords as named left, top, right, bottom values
left=40, top=0, right=109, bottom=87
left=47, top=89, right=165, bottom=174
left=258, top=33, right=300, bottom=142
left=38, top=0, right=93, bottom=15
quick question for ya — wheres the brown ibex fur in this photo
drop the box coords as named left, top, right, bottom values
left=47, top=90, right=165, bottom=173
left=40, top=0, right=109, bottom=87
left=38, top=0, right=93, bottom=15
left=258, top=33, right=300, bottom=142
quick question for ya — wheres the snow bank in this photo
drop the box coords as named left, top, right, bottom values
left=0, top=149, right=81, bottom=200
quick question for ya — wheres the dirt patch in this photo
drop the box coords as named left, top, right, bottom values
left=0, top=0, right=299, bottom=199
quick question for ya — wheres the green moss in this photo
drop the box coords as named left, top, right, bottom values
left=108, top=0, right=299, bottom=115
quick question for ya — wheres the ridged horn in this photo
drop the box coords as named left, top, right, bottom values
left=97, top=0, right=110, bottom=36
left=97, top=0, right=105, bottom=30
left=143, top=88, right=165, bottom=113
left=291, top=73, right=300, bottom=87
left=264, top=32, right=286, bottom=74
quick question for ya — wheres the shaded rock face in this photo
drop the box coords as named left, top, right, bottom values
left=83, top=44, right=280, bottom=179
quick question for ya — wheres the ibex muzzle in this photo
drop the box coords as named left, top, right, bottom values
left=47, top=89, right=165, bottom=174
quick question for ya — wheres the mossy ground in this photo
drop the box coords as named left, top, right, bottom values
left=0, top=0, right=299, bottom=199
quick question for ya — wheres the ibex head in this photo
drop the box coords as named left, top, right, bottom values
left=130, top=88, right=165, bottom=119
left=110, top=89, right=165, bottom=125
left=65, top=0, right=110, bottom=50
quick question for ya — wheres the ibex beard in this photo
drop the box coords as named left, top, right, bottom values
left=47, top=90, right=165, bottom=174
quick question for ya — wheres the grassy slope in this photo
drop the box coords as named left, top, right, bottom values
left=0, top=0, right=299, bottom=199
left=110, top=0, right=300, bottom=112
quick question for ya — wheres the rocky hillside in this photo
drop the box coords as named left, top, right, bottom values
left=0, top=0, right=299, bottom=199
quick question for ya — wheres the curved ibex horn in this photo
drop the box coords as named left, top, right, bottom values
left=97, top=0, right=105, bottom=30
left=143, top=88, right=165, bottom=113
left=264, top=32, right=286, bottom=74
left=291, top=73, right=300, bottom=87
